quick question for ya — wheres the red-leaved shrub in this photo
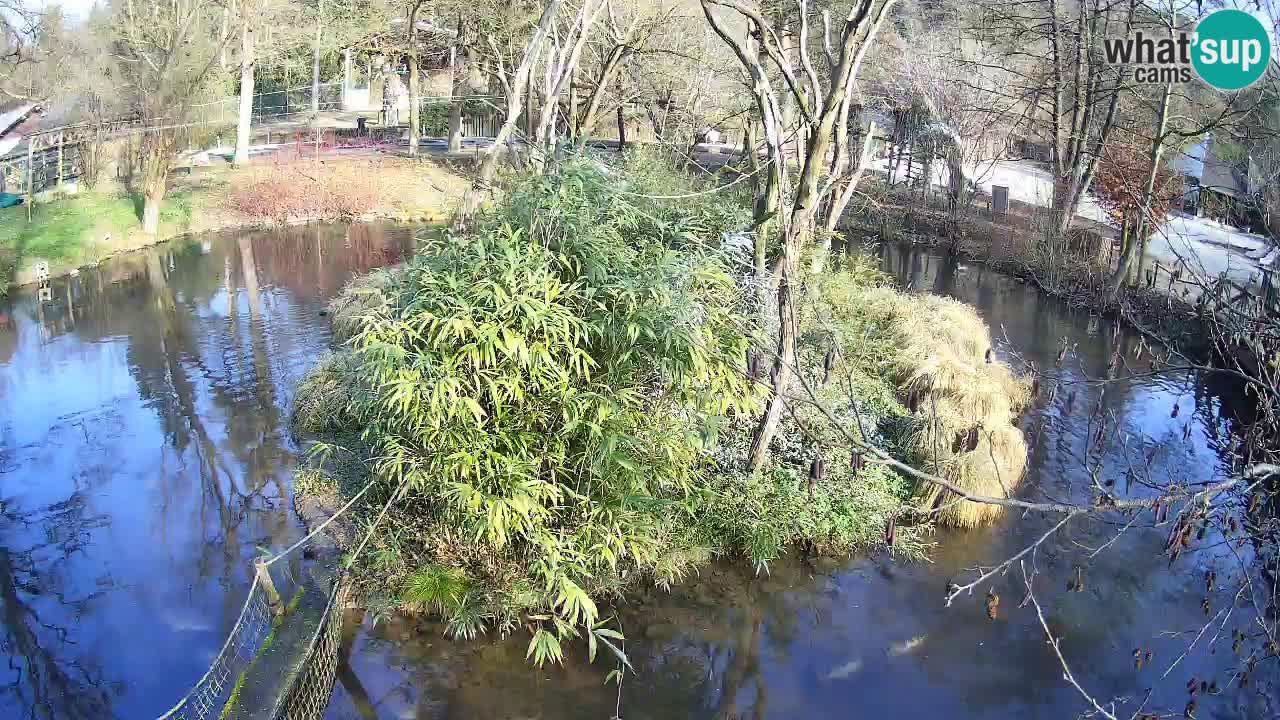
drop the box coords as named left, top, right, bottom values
left=225, top=159, right=387, bottom=223
left=1094, top=141, right=1182, bottom=231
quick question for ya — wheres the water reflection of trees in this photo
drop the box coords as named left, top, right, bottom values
left=321, top=244, right=1258, bottom=720
left=331, top=561, right=825, bottom=720
left=876, top=245, right=1246, bottom=717
left=0, top=222, right=415, bottom=718
left=0, top=486, right=114, bottom=719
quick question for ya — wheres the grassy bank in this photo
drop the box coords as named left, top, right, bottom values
left=0, top=156, right=467, bottom=294
left=290, top=153, right=1030, bottom=666
left=0, top=190, right=202, bottom=289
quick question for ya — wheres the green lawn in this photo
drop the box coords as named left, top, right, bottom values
left=0, top=191, right=199, bottom=290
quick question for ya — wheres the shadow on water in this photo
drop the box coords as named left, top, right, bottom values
left=326, top=243, right=1276, bottom=720
left=0, top=221, right=414, bottom=719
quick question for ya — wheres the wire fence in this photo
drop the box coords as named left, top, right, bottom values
left=189, top=82, right=348, bottom=128
left=148, top=474, right=389, bottom=720
left=151, top=564, right=354, bottom=720
left=0, top=90, right=510, bottom=203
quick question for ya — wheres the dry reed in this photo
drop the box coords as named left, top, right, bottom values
left=853, top=286, right=1031, bottom=527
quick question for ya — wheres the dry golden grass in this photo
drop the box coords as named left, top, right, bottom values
left=292, top=350, right=364, bottom=434
left=326, top=268, right=395, bottom=344
left=854, top=285, right=1031, bottom=528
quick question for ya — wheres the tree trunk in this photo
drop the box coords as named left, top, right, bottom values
left=448, top=42, right=464, bottom=152
left=1109, top=75, right=1171, bottom=295
left=448, top=99, right=464, bottom=152
left=141, top=134, right=172, bottom=236
left=531, top=0, right=606, bottom=163
left=220, top=7, right=230, bottom=70
left=742, top=118, right=759, bottom=169
left=311, top=0, right=324, bottom=116
left=742, top=120, right=770, bottom=279
left=142, top=192, right=162, bottom=235
left=1051, top=175, right=1079, bottom=239
left=1111, top=214, right=1137, bottom=288
left=749, top=255, right=796, bottom=473
left=824, top=120, right=877, bottom=235
left=233, top=14, right=255, bottom=167
left=408, top=53, right=420, bottom=156
left=790, top=115, right=836, bottom=254
left=525, top=78, right=536, bottom=146
left=616, top=104, right=626, bottom=150
left=461, top=0, right=561, bottom=222
left=1135, top=230, right=1152, bottom=284
left=578, top=46, right=627, bottom=136
left=567, top=78, right=578, bottom=140
left=407, top=2, right=422, bottom=157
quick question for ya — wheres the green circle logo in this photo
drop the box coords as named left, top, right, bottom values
left=1192, top=9, right=1271, bottom=90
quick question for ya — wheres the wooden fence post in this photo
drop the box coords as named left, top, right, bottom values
left=255, top=559, right=285, bottom=616
left=57, top=134, right=64, bottom=193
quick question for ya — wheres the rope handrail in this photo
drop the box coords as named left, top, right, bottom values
left=261, top=475, right=380, bottom=567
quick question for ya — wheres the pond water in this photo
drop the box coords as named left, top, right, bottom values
left=0, top=229, right=1270, bottom=719
left=326, top=244, right=1272, bottom=719
left=0, top=222, right=414, bottom=719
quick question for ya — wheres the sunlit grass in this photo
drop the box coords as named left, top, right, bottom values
left=0, top=191, right=199, bottom=286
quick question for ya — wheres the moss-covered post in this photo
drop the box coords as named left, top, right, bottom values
left=255, top=559, right=284, bottom=616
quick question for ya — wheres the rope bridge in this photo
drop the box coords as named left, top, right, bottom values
left=272, top=581, right=351, bottom=720
left=153, top=475, right=385, bottom=720
left=155, top=574, right=275, bottom=720
left=154, top=564, right=351, bottom=720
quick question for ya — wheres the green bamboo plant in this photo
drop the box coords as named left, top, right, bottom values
left=344, top=161, right=761, bottom=665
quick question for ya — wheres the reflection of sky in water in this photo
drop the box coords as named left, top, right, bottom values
left=326, top=245, right=1272, bottom=720
left=0, top=223, right=414, bottom=718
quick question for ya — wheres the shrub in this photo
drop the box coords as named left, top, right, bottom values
left=224, top=160, right=387, bottom=223
left=611, top=147, right=754, bottom=245
left=295, top=156, right=1023, bottom=666
left=807, top=260, right=1031, bottom=528
left=291, top=351, right=365, bottom=435
left=331, top=159, right=761, bottom=662
left=325, top=269, right=396, bottom=345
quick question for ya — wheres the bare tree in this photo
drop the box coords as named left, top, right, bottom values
left=110, top=0, right=229, bottom=234
left=975, top=0, right=1136, bottom=241
left=571, top=0, right=675, bottom=140
left=702, top=0, right=897, bottom=472
left=875, top=2, right=1019, bottom=225
left=312, top=0, right=325, bottom=116
left=0, top=3, right=80, bottom=104
left=0, top=1, right=39, bottom=101
left=527, top=0, right=609, bottom=166
left=405, top=0, right=426, bottom=157
left=458, top=0, right=561, bottom=220
left=234, top=0, right=260, bottom=167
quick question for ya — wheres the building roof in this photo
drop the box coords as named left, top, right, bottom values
left=1170, top=134, right=1250, bottom=199
left=0, top=103, right=38, bottom=158
left=0, top=103, right=37, bottom=136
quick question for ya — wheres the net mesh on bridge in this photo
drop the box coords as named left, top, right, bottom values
left=155, top=575, right=275, bottom=720
left=154, top=568, right=350, bottom=720
left=271, top=579, right=351, bottom=720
